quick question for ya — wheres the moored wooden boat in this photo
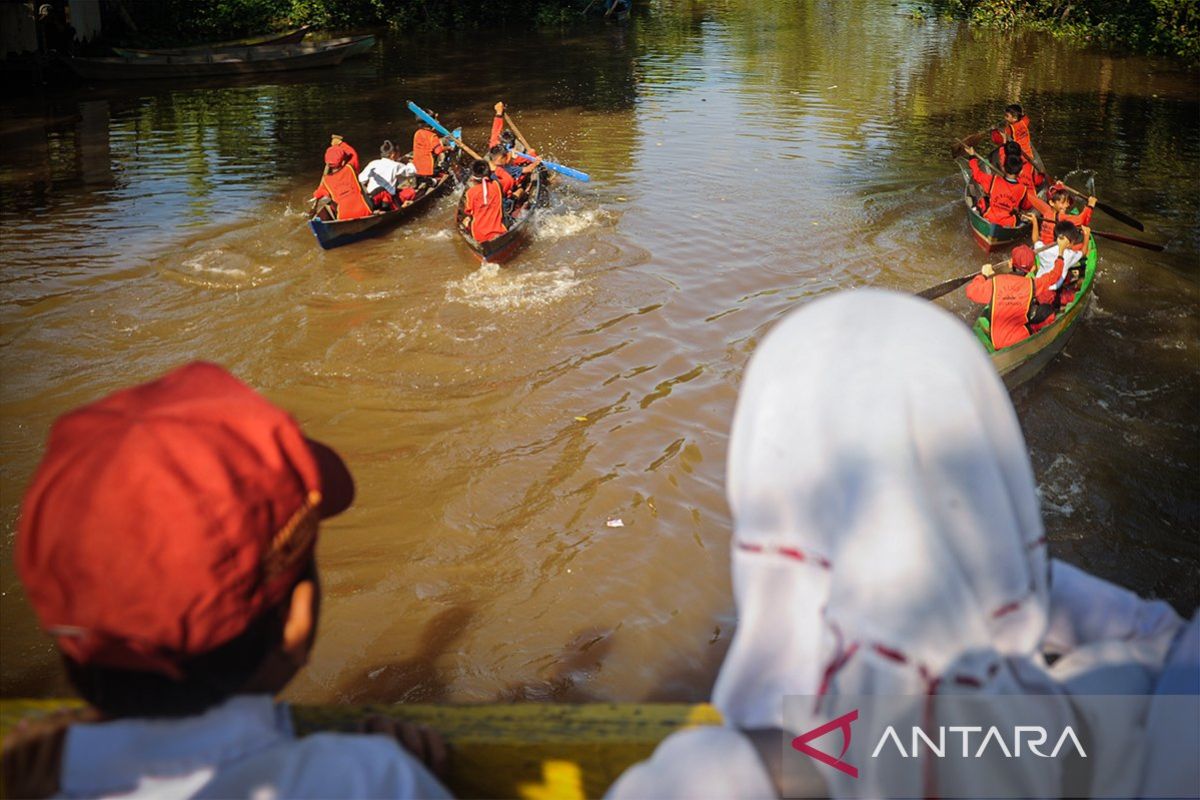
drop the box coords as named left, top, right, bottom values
left=456, top=167, right=549, bottom=264
left=309, top=166, right=455, bottom=250
left=112, top=25, right=311, bottom=57
left=956, top=145, right=1047, bottom=252
left=973, top=237, right=1098, bottom=389
left=65, top=36, right=372, bottom=81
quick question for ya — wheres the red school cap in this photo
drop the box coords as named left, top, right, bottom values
left=16, top=362, right=354, bottom=678
left=1011, top=244, right=1036, bottom=273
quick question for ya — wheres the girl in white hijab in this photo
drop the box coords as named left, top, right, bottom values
left=606, top=289, right=1196, bottom=800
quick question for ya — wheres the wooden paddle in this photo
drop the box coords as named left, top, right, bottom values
left=916, top=242, right=1052, bottom=301
left=1090, top=228, right=1165, bottom=252
left=502, top=112, right=532, bottom=153
left=948, top=130, right=990, bottom=159
left=1058, top=183, right=1145, bottom=232
left=954, top=141, right=1005, bottom=178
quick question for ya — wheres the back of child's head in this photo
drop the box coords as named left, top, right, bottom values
left=1054, top=219, right=1083, bottom=244
left=16, top=362, right=354, bottom=718
left=1005, top=103, right=1024, bottom=118
left=380, top=139, right=395, bottom=157
left=1010, top=244, right=1036, bottom=275
left=1004, top=155, right=1023, bottom=176
left=488, top=144, right=506, bottom=160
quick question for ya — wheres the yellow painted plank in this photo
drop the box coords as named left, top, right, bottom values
left=1, top=700, right=723, bottom=799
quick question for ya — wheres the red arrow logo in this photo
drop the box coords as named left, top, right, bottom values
left=791, top=709, right=859, bottom=778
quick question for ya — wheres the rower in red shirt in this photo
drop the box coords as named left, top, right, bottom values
left=311, top=141, right=372, bottom=221
left=1026, top=183, right=1096, bottom=246
left=461, top=159, right=507, bottom=244
left=489, top=101, right=538, bottom=162
left=412, top=117, right=446, bottom=183
left=1003, top=103, right=1034, bottom=160
left=964, top=244, right=1062, bottom=348
left=326, top=133, right=359, bottom=174
left=1000, top=141, right=1044, bottom=194
left=964, top=145, right=1034, bottom=227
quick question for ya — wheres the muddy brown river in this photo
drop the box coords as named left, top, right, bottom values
left=2, top=0, right=1197, bottom=705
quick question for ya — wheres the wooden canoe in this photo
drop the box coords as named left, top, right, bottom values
left=973, top=238, right=1098, bottom=389
left=65, top=36, right=373, bottom=81
left=309, top=166, right=456, bottom=250
left=111, top=25, right=311, bottom=57
left=956, top=145, right=1047, bottom=252
left=456, top=167, right=550, bottom=264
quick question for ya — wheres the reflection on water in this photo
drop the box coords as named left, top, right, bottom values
left=1, top=0, right=1197, bottom=704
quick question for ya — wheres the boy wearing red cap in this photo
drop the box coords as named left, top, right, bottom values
left=5, top=363, right=451, bottom=799
left=312, top=135, right=373, bottom=221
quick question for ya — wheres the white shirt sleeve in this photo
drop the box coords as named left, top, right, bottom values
left=1043, top=559, right=1184, bottom=662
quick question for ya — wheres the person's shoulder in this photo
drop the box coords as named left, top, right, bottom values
left=268, top=733, right=451, bottom=799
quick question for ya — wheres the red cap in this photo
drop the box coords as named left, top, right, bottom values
left=1011, top=244, right=1036, bottom=273
left=324, top=144, right=348, bottom=168
left=17, top=362, right=353, bottom=678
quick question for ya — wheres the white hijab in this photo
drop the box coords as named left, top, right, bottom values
left=607, top=290, right=1192, bottom=800
left=713, top=289, right=1072, bottom=798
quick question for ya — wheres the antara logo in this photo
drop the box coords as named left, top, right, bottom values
left=792, top=709, right=860, bottom=778
left=791, top=710, right=1088, bottom=779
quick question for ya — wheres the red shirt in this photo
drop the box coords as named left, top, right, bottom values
left=413, top=129, right=445, bottom=176
left=964, top=267, right=1066, bottom=349
left=313, top=165, right=372, bottom=220
left=464, top=179, right=507, bottom=243
left=492, top=167, right=516, bottom=195
left=489, top=115, right=505, bottom=148
left=1006, top=115, right=1033, bottom=159
left=1027, top=196, right=1094, bottom=245
left=968, top=158, right=1033, bottom=225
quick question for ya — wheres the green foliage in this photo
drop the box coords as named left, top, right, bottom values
left=923, top=0, right=1200, bottom=61
left=120, top=0, right=592, bottom=43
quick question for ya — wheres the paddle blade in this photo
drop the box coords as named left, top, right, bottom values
left=917, top=273, right=977, bottom=301
left=512, top=151, right=591, bottom=182
left=1091, top=229, right=1164, bottom=252
left=1096, top=200, right=1145, bottom=232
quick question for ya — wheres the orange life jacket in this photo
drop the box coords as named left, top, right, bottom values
left=318, top=166, right=372, bottom=220
left=987, top=274, right=1035, bottom=349
left=1006, top=116, right=1032, bottom=159
left=413, top=129, right=444, bottom=177
left=464, top=178, right=507, bottom=243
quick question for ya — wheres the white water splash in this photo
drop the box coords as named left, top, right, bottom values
left=1036, top=454, right=1084, bottom=519
left=163, top=248, right=275, bottom=290
left=422, top=229, right=454, bottom=241
left=535, top=207, right=604, bottom=241
left=445, top=262, right=583, bottom=311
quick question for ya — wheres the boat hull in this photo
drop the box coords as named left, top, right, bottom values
left=67, top=36, right=372, bottom=80
left=112, top=26, right=311, bottom=57
left=309, top=169, right=453, bottom=250
left=456, top=168, right=549, bottom=264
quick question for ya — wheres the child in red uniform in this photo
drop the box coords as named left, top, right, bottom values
left=1026, top=183, right=1096, bottom=246
left=412, top=118, right=447, bottom=185
left=1003, top=103, right=1033, bottom=160
left=963, top=145, right=1033, bottom=227
left=312, top=143, right=373, bottom=221
left=462, top=159, right=507, bottom=244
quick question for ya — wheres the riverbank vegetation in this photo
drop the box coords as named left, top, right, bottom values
left=113, top=0, right=594, bottom=45
left=921, top=0, right=1199, bottom=61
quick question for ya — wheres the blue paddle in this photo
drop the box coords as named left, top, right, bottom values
left=407, top=100, right=482, bottom=160
left=409, top=99, right=590, bottom=183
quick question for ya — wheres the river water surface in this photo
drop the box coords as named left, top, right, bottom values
left=2, top=0, right=1197, bottom=704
